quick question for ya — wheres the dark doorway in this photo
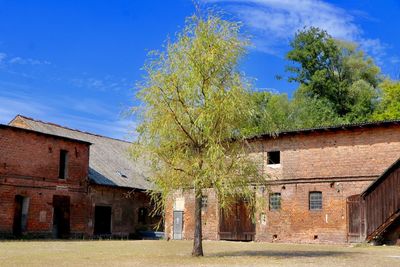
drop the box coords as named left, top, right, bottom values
left=94, top=206, right=112, bottom=235
left=13, top=195, right=29, bottom=237
left=219, top=199, right=255, bottom=241
left=173, top=211, right=183, bottom=240
left=53, top=195, right=70, bottom=239
left=138, top=207, right=148, bottom=224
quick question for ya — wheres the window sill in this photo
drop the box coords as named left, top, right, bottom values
left=267, top=164, right=281, bottom=169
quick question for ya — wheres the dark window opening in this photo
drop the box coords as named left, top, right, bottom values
left=269, top=193, right=281, bottom=210
left=59, top=150, right=68, bottom=179
left=309, top=191, right=322, bottom=210
left=267, top=151, right=280, bottom=165
left=201, top=196, right=208, bottom=209
left=138, top=207, right=148, bottom=224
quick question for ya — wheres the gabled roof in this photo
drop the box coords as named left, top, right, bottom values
left=9, top=115, right=151, bottom=190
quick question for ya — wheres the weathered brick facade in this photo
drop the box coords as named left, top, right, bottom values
left=2, top=115, right=157, bottom=239
left=165, top=124, right=400, bottom=243
left=0, top=125, right=91, bottom=238
left=89, top=184, right=156, bottom=238
left=165, top=189, right=220, bottom=241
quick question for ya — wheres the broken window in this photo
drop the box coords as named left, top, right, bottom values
left=58, top=150, right=68, bottom=179
left=267, top=151, right=280, bottom=165
left=309, top=191, right=322, bottom=210
left=269, top=193, right=281, bottom=210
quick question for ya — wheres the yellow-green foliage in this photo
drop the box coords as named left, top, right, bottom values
left=373, top=79, right=400, bottom=120
left=132, top=12, right=264, bottom=221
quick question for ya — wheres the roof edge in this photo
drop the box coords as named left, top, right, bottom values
left=247, top=119, right=400, bottom=141
left=12, top=114, right=133, bottom=144
left=0, top=124, right=92, bottom=145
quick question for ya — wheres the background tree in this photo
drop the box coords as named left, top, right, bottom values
left=133, top=12, right=263, bottom=256
left=286, top=27, right=381, bottom=123
left=245, top=91, right=291, bottom=135
left=373, top=79, right=400, bottom=120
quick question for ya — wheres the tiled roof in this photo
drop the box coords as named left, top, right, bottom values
left=9, top=115, right=151, bottom=190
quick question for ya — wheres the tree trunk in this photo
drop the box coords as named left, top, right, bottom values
left=192, top=190, right=204, bottom=257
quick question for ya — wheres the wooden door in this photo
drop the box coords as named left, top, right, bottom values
left=347, top=194, right=365, bottom=243
left=219, top=200, right=255, bottom=241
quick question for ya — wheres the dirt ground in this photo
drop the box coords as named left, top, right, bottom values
left=0, top=240, right=399, bottom=267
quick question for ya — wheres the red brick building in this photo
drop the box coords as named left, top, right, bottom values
left=165, top=121, right=400, bottom=244
left=0, top=124, right=91, bottom=238
left=1, top=115, right=155, bottom=239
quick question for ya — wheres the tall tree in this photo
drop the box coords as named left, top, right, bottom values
left=132, top=12, right=262, bottom=256
left=286, top=27, right=381, bottom=121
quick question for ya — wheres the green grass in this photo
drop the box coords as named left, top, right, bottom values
left=0, top=240, right=399, bottom=266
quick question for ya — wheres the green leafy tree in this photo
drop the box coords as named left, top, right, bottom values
left=373, top=79, right=400, bottom=120
left=286, top=27, right=381, bottom=121
left=132, top=12, right=262, bottom=256
left=290, top=88, right=344, bottom=128
left=245, top=91, right=291, bottom=135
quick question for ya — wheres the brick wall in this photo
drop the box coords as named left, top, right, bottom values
left=165, top=125, right=400, bottom=243
left=0, top=126, right=90, bottom=237
left=88, top=185, right=155, bottom=237
left=251, top=126, right=400, bottom=180
left=255, top=180, right=372, bottom=243
left=165, top=189, right=219, bottom=241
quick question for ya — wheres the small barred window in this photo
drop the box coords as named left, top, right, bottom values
left=309, top=191, right=322, bottom=210
left=269, top=193, right=281, bottom=210
left=201, top=196, right=208, bottom=209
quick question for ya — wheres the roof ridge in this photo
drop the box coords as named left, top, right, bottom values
left=14, top=114, right=133, bottom=144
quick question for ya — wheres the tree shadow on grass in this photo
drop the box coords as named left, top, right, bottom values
left=209, top=250, right=354, bottom=258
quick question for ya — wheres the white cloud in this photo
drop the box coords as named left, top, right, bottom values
left=0, top=88, right=136, bottom=140
left=70, top=76, right=133, bottom=92
left=359, top=38, right=387, bottom=65
left=0, top=53, right=7, bottom=64
left=9, top=56, right=51, bottom=65
left=204, top=0, right=387, bottom=63
left=0, top=52, right=51, bottom=72
left=0, top=93, right=52, bottom=124
left=389, top=56, right=400, bottom=65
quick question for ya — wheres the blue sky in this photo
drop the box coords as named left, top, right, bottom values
left=0, top=0, right=399, bottom=139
